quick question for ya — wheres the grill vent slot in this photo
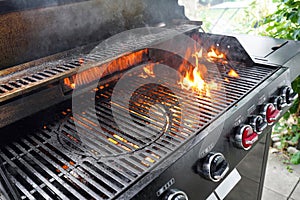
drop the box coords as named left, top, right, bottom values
left=23, top=77, right=36, bottom=83
left=16, top=79, right=29, bottom=85
left=44, top=70, right=57, bottom=75
left=1, top=84, right=13, bottom=91
left=32, top=75, right=43, bottom=80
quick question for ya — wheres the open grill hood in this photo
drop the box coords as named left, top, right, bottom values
left=0, top=0, right=188, bottom=69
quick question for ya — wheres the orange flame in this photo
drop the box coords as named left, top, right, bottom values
left=79, top=58, right=84, bottom=64
left=63, top=49, right=148, bottom=89
left=138, top=63, right=155, bottom=78
left=178, top=65, right=206, bottom=92
left=178, top=48, right=220, bottom=97
left=228, top=69, right=240, bottom=78
left=64, top=77, right=76, bottom=89
left=207, top=47, right=227, bottom=64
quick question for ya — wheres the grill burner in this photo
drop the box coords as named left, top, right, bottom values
left=0, top=57, right=276, bottom=199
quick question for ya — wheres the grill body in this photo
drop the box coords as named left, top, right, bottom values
left=0, top=1, right=300, bottom=200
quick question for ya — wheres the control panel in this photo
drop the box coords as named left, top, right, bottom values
left=233, top=85, right=298, bottom=150
left=131, top=67, right=298, bottom=200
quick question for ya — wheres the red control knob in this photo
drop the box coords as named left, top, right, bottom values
left=261, top=103, right=280, bottom=125
left=235, top=125, right=258, bottom=150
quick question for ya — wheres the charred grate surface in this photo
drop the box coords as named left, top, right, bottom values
left=0, top=128, right=140, bottom=200
left=0, top=63, right=276, bottom=199
left=0, top=24, right=199, bottom=103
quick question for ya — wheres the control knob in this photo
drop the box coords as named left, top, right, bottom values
left=234, top=124, right=258, bottom=150
left=249, top=115, right=267, bottom=134
left=280, top=86, right=298, bottom=106
left=261, top=103, right=280, bottom=125
left=197, top=152, right=229, bottom=182
left=271, top=96, right=284, bottom=111
left=164, top=189, right=188, bottom=200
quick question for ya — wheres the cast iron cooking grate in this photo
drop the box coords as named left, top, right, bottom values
left=0, top=62, right=276, bottom=199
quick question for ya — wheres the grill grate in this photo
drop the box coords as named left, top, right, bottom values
left=0, top=62, right=277, bottom=199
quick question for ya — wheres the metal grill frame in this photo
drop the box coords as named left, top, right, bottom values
left=0, top=61, right=278, bottom=200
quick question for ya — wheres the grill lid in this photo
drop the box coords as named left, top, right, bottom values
left=0, top=0, right=188, bottom=69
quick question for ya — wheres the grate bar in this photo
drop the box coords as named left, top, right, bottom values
left=81, top=162, right=125, bottom=190
left=79, top=112, right=141, bottom=152
left=20, top=140, right=104, bottom=199
left=119, top=83, right=222, bottom=126
left=10, top=176, right=36, bottom=200
left=126, top=78, right=233, bottom=111
left=0, top=151, right=53, bottom=200
left=107, top=95, right=200, bottom=134
left=101, top=100, right=195, bottom=142
left=21, top=134, right=109, bottom=199
left=121, top=84, right=223, bottom=118
left=7, top=144, right=70, bottom=200
left=63, top=122, right=124, bottom=155
left=85, top=108, right=152, bottom=145
left=13, top=141, right=84, bottom=200
left=27, top=136, right=76, bottom=170
left=93, top=105, right=161, bottom=142
left=71, top=167, right=116, bottom=198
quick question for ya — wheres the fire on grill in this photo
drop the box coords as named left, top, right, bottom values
left=1, top=1, right=299, bottom=199
left=63, top=36, right=241, bottom=103
left=50, top=31, right=267, bottom=164
left=0, top=22, right=284, bottom=199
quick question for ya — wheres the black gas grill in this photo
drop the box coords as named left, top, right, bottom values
left=0, top=1, right=300, bottom=200
left=0, top=63, right=276, bottom=199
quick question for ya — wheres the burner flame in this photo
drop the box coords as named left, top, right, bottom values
left=178, top=48, right=220, bottom=97
left=228, top=69, right=240, bottom=78
left=179, top=65, right=206, bottom=92
left=64, top=77, right=76, bottom=89
left=207, top=48, right=225, bottom=59
left=63, top=49, right=148, bottom=89
left=138, top=63, right=156, bottom=78
left=207, top=47, right=227, bottom=64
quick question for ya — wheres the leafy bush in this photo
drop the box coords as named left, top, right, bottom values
left=258, top=0, right=300, bottom=40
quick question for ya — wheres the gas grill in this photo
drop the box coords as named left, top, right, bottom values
left=1, top=1, right=300, bottom=200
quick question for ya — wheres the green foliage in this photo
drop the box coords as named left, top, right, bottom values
left=291, top=151, right=300, bottom=164
left=286, top=165, right=293, bottom=173
left=258, top=0, right=300, bottom=40
left=272, top=115, right=300, bottom=164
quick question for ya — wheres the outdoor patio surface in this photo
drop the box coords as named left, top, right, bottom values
left=262, top=151, right=300, bottom=200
